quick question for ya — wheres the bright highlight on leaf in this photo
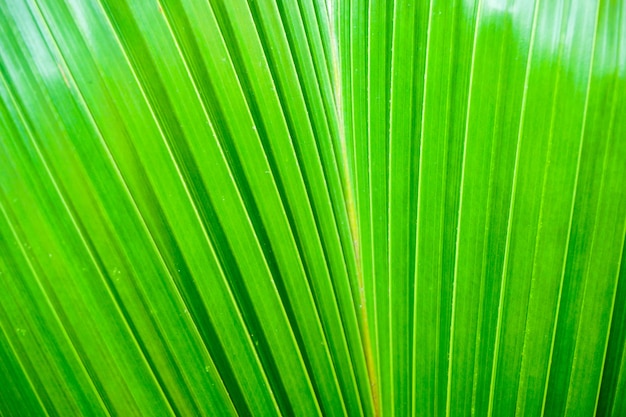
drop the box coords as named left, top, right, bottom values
left=0, top=0, right=624, bottom=416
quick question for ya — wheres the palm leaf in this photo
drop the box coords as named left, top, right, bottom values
left=0, top=0, right=624, bottom=415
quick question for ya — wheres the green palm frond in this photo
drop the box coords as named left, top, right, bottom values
left=0, top=0, right=624, bottom=416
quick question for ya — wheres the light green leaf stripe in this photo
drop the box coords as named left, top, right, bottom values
left=1, top=0, right=624, bottom=416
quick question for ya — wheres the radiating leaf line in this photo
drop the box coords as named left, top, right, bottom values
left=481, top=2, right=545, bottom=416
left=364, top=1, right=383, bottom=413
left=410, top=0, right=433, bottom=415
left=468, top=17, right=511, bottom=415
left=511, top=11, right=570, bottom=414
left=561, top=40, right=621, bottom=416
left=591, top=179, right=626, bottom=416
left=335, top=1, right=383, bottom=412
left=341, top=0, right=383, bottom=413
left=447, top=1, right=484, bottom=414
left=0, top=302, right=49, bottom=417
left=598, top=234, right=626, bottom=417
left=428, top=4, right=460, bottom=413
left=539, top=0, right=602, bottom=413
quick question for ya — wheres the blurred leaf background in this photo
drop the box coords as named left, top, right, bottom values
left=0, top=0, right=624, bottom=415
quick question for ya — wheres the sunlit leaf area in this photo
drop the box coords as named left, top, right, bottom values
left=0, top=0, right=624, bottom=415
